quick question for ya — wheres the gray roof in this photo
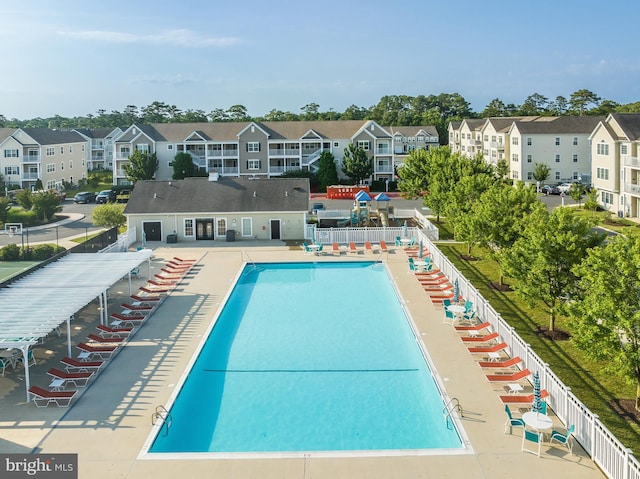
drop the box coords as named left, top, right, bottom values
left=124, top=177, right=310, bottom=215
left=20, top=128, right=86, bottom=145
left=74, top=127, right=121, bottom=139
left=386, top=125, right=439, bottom=137
left=513, top=116, right=605, bottom=134
left=0, top=128, right=16, bottom=142
left=484, top=116, right=538, bottom=133
left=610, top=113, right=640, bottom=141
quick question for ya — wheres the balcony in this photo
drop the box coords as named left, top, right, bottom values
left=376, top=146, right=391, bottom=155
left=21, top=172, right=39, bottom=180
left=375, top=165, right=394, bottom=173
left=624, top=183, right=640, bottom=196
left=22, top=155, right=40, bottom=163
left=490, top=142, right=505, bottom=150
left=268, top=148, right=300, bottom=156
left=624, top=156, right=640, bottom=168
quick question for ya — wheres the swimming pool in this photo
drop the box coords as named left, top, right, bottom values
left=147, top=262, right=465, bottom=455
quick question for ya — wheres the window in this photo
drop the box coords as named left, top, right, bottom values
left=69, top=145, right=73, bottom=153
left=527, top=172, right=533, bottom=180
left=184, top=219, right=194, bottom=237
left=216, top=218, right=227, bottom=236
left=357, top=140, right=370, bottom=150
left=621, top=145, right=628, bottom=155
left=573, top=137, right=578, bottom=146
left=511, top=171, right=519, bottom=180
left=60, top=146, right=64, bottom=154
left=60, top=162, right=64, bottom=171
left=46, top=180, right=56, bottom=189
left=555, top=171, right=561, bottom=180
left=241, top=217, right=252, bottom=237
left=4, top=166, right=19, bottom=175
left=46, top=163, right=55, bottom=173
left=601, top=191, right=613, bottom=205
left=136, top=143, right=149, bottom=153
left=527, top=137, right=532, bottom=146
left=527, top=154, right=532, bottom=163
left=247, top=142, right=260, bottom=153
left=512, top=137, right=519, bottom=145
left=81, top=144, right=85, bottom=152
left=168, top=144, right=174, bottom=150
left=247, top=159, right=261, bottom=170
left=46, top=147, right=55, bottom=156
left=491, top=135, right=496, bottom=142
left=555, top=154, right=560, bottom=163
left=511, top=154, right=519, bottom=162
left=3, top=149, right=18, bottom=158
left=168, top=161, right=173, bottom=167
left=555, top=137, right=560, bottom=146
left=573, top=154, right=578, bottom=163
left=597, top=143, right=609, bottom=155
left=120, top=147, right=130, bottom=157
left=597, top=167, right=609, bottom=180
left=69, top=160, right=73, bottom=169
left=334, top=142, right=339, bottom=148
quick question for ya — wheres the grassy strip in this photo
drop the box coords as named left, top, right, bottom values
left=437, top=240, right=640, bottom=452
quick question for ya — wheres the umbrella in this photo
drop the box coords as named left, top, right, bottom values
left=453, top=278, right=460, bottom=303
left=531, top=371, right=543, bottom=414
left=403, top=220, right=408, bottom=238
left=141, top=231, right=147, bottom=248
left=418, top=240, right=423, bottom=259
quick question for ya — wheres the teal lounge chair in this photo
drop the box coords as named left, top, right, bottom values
left=395, top=236, right=402, bottom=246
left=504, top=404, right=525, bottom=434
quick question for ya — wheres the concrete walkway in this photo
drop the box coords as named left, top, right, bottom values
left=0, top=244, right=605, bottom=478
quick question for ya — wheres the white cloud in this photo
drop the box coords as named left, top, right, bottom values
left=57, top=28, right=241, bottom=47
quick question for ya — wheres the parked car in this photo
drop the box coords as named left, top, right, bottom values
left=95, top=190, right=113, bottom=204
left=73, top=191, right=96, bottom=204
left=116, top=189, right=131, bottom=203
left=556, top=183, right=574, bottom=194
left=541, top=185, right=560, bottom=195
left=312, top=202, right=325, bottom=213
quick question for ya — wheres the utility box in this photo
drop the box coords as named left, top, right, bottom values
left=226, top=230, right=235, bottom=242
left=166, top=234, right=177, bottom=243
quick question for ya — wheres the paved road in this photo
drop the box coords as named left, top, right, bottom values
left=0, top=200, right=104, bottom=247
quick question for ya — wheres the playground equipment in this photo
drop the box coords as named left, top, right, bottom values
left=351, top=190, right=372, bottom=226
left=374, top=192, right=391, bottom=227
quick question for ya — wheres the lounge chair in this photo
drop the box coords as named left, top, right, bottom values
left=522, top=429, right=543, bottom=457
left=486, top=368, right=531, bottom=382
left=29, top=385, right=77, bottom=408
left=140, top=286, right=170, bottom=294
left=47, top=368, right=94, bottom=388
left=349, top=242, right=358, bottom=253
left=504, top=404, right=525, bottom=434
left=130, top=294, right=162, bottom=306
left=468, top=341, right=508, bottom=354
left=455, top=321, right=491, bottom=332
left=477, top=356, right=522, bottom=369
left=155, top=272, right=182, bottom=280
left=15, top=349, right=37, bottom=367
left=147, top=279, right=176, bottom=286
left=168, top=259, right=192, bottom=267
left=499, top=390, right=549, bottom=404
left=365, top=241, right=373, bottom=252
left=173, top=257, right=196, bottom=263
left=161, top=267, right=186, bottom=275
left=550, top=424, right=575, bottom=455
left=111, top=312, right=146, bottom=323
left=60, top=356, right=104, bottom=373
left=86, top=333, right=125, bottom=344
left=332, top=242, right=340, bottom=254
left=121, top=302, right=154, bottom=312
left=379, top=240, right=388, bottom=252
left=460, top=332, right=500, bottom=343
left=76, top=342, right=119, bottom=360
left=96, top=324, right=133, bottom=338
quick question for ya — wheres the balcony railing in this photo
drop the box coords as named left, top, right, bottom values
left=22, top=155, right=40, bottom=163
left=624, top=183, right=640, bottom=196
left=376, top=147, right=391, bottom=155
left=623, top=156, right=640, bottom=168
left=490, top=142, right=505, bottom=149
left=375, top=165, right=394, bottom=173
left=268, top=148, right=300, bottom=156
left=207, top=149, right=239, bottom=158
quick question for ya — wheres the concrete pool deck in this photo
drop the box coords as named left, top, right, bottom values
left=0, top=242, right=605, bottom=478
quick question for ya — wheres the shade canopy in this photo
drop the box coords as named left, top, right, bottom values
left=354, top=190, right=371, bottom=202
left=374, top=192, right=391, bottom=201
left=0, top=250, right=152, bottom=349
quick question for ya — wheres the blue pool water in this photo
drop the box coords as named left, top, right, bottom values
left=149, top=262, right=463, bottom=453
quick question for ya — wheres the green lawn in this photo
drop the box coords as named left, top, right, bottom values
left=436, top=239, right=640, bottom=453
left=0, top=261, right=40, bottom=282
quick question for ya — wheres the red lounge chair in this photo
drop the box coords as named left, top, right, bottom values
left=161, top=267, right=186, bottom=275
left=173, top=257, right=195, bottom=263
left=423, top=283, right=453, bottom=291
left=478, top=356, right=523, bottom=369
left=417, top=275, right=448, bottom=284
left=332, top=242, right=340, bottom=254
left=110, top=313, right=146, bottom=328
left=468, top=342, right=508, bottom=354
left=140, top=286, right=169, bottom=294
left=486, top=368, right=531, bottom=382
left=47, top=368, right=94, bottom=387
left=61, top=356, right=104, bottom=372
left=500, top=390, right=549, bottom=404
left=365, top=241, right=373, bottom=252
left=96, top=324, right=132, bottom=338
left=130, top=294, right=161, bottom=304
left=379, top=240, right=388, bottom=252
left=29, top=385, right=77, bottom=407
left=456, top=321, right=491, bottom=332
left=121, top=302, right=153, bottom=311
left=148, top=279, right=176, bottom=286
left=460, top=332, right=500, bottom=343
left=86, top=333, right=125, bottom=344
left=349, top=242, right=357, bottom=253
left=155, top=273, right=181, bottom=280
left=77, top=343, right=118, bottom=361
left=168, top=260, right=192, bottom=268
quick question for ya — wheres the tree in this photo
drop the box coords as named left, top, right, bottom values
left=316, top=151, right=338, bottom=191
left=495, top=159, right=509, bottom=181
left=568, top=89, right=601, bottom=115
left=15, top=190, right=33, bottom=210
left=584, top=188, right=599, bottom=212
left=482, top=98, right=508, bottom=118
left=31, top=190, right=63, bottom=222
left=568, top=183, right=585, bottom=206
left=226, top=105, right=250, bottom=122
left=341, top=143, right=373, bottom=185
left=172, top=152, right=198, bottom=179
left=550, top=96, right=568, bottom=115
left=568, top=235, right=640, bottom=409
left=0, top=196, right=10, bottom=225
left=301, top=103, right=320, bottom=121
left=124, top=150, right=158, bottom=182
left=91, top=203, right=126, bottom=229
left=532, top=163, right=551, bottom=190
left=501, top=207, right=605, bottom=332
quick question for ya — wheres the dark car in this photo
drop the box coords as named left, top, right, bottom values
left=73, top=191, right=96, bottom=204
left=95, top=190, right=113, bottom=204
left=312, top=202, right=325, bottom=213
left=541, top=185, right=560, bottom=195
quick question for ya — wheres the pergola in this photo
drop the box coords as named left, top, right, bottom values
left=0, top=250, right=153, bottom=401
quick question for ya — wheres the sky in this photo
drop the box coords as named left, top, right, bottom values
left=1, top=0, right=640, bottom=120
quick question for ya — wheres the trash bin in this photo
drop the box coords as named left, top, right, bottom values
left=226, top=230, right=235, bottom=242
left=166, top=234, right=177, bottom=243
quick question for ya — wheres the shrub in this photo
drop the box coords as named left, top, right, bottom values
left=0, top=243, right=21, bottom=261
left=7, top=208, right=38, bottom=226
left=31, top=244, right=54, bottom=260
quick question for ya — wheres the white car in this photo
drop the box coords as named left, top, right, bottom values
left=556, top=183, right=573, bottom=194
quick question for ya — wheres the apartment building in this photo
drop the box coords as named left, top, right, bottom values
left=112, top=120, right=439, bottom=185
left=74, top=127, right=125, bottom=172
left=590, top=113, right=640, bottom=217
left=0, top=128, right=90, bottom=191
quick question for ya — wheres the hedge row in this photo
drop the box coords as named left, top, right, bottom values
left=0, top=243, right=66, bottom=261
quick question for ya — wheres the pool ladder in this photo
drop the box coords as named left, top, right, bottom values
left=443, top=398, right=463, bottom=427
left=152, top=405, right=172, bottom=437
